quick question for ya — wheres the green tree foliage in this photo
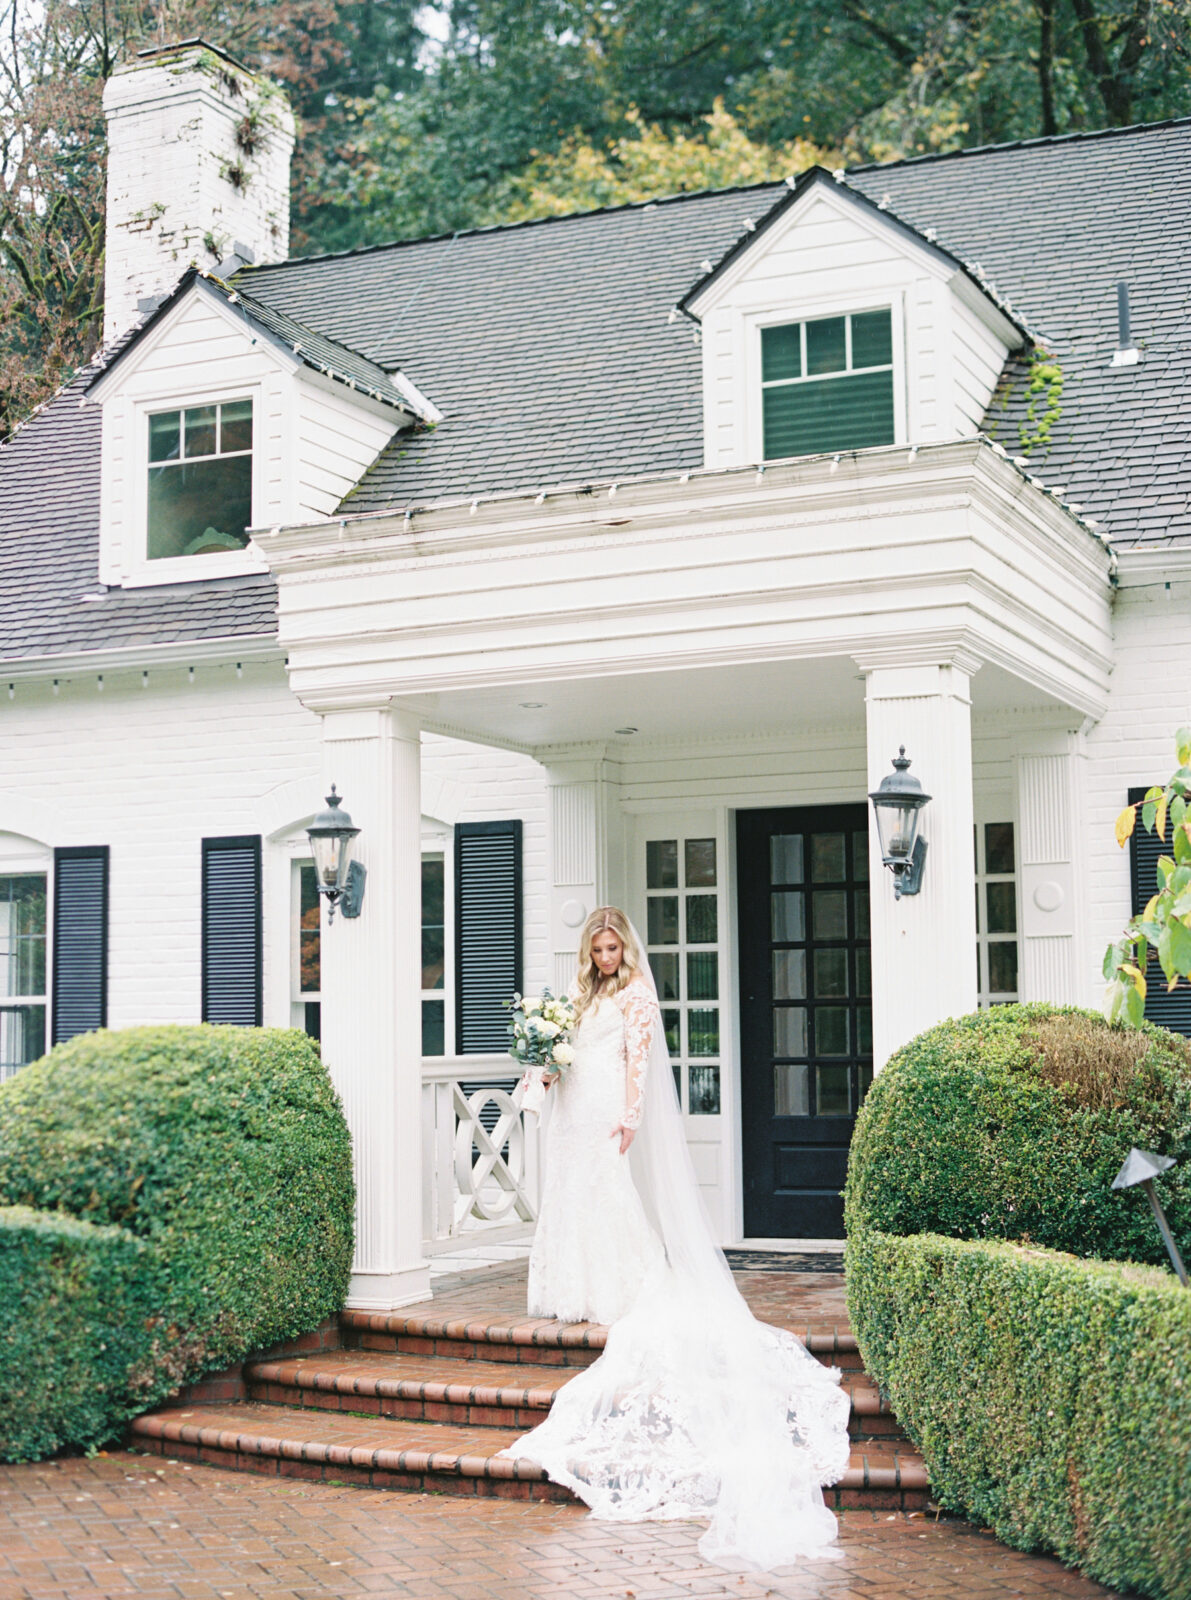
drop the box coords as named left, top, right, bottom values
left=1107, top=728, right=1191, bottom=1026
left=2, top=0, right=1189, bottom=427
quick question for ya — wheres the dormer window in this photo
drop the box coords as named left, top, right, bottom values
left=761, top=309, right=894, bottom=460
left=147, top=398, right=253, bottom=560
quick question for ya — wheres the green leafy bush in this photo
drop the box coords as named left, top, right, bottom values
left=844, top=1004, right=1191, bottom=1265
left=0, top=1026, right=354, bottom=1459
left=0, top=1207, right=158, bottom=1460
left=847, top=1231, right=1191, bottom=1600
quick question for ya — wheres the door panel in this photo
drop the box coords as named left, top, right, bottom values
left=737, top=804, right=873, bottom=1238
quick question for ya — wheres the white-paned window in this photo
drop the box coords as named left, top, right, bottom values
left=0, top=873, right=47, bottom=1081
left=291, top=860, right=321, bottom=1040
left=147, top=398, right=253, bottom=560
left=422, top=851, right=448, bottom=1055
left=975, top=822, right=1019, bottom=1006
left=761, top=308, right=894, bottom=460
left=644, top=836, right=721, bottom=1115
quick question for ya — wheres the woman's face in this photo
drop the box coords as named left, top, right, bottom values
left=591, top=929, right=624, bottom=977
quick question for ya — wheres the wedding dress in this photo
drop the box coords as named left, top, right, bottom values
left=506, top=943, right=852, bottom=1571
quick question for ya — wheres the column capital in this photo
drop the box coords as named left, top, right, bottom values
left=320, top=703, right=421, bottom=744
left=852, top=641, right=984, bottom=683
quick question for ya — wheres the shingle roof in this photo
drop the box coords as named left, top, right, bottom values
left=0, top=373, right=277, bottom=661
left=89, top=268, right=424, bottom=416
left=3, top=116, right=1188, bottom=662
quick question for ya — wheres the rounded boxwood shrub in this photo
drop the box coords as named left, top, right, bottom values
left=844, top=1004, right=1191, bottom=1265
left=0, top=1207, right=156, bottom=1461
left=0, top=1026, right=354, bottom=1456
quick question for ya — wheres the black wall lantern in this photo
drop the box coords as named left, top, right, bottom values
left=869, top=747, right=930, bottom=898
left=306, top=786, right=366, bottom=921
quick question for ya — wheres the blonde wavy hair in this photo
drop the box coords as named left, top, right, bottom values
left=573, top=906, right=642, bottom=1024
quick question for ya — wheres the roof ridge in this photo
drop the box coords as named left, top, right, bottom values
left=848, top=113, right=1191, bottom=175
left=240, top=178, right=792, bottom=274
left=240, top=114, right=1191, bottom=279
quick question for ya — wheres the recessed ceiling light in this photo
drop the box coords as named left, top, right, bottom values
left=615, top=726, right=639, bottom=735
left=520, top=701, right=546, bottom=709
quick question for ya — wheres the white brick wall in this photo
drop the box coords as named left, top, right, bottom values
left=0, top=664, right=548, bottom=1029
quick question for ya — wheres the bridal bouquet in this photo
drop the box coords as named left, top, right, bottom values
left=505, top=990, right=575, bottom=1116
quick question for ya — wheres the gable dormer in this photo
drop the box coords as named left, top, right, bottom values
left=682, top=169, right=1028, bottom=471
left=86, top=272, right=435, bottom=588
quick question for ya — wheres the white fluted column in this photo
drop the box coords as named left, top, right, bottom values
left=319, top=703, right=430, bottom=1309
left=543, top=754, right=625, bottom=994
left=1014, top=730, right=1087, bottom=1004
left=857, top=655, right=979, bottom=1066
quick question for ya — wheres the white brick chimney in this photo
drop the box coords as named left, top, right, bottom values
left=102, top=41, right=295, bottom=344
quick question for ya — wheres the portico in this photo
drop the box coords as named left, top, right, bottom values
left=258, top=437, right=1114, bottom=1302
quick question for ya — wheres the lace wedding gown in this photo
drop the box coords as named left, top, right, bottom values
left=527, top=983, right=664, bottom=1324
left=507, top=971, right=852, bottom=1571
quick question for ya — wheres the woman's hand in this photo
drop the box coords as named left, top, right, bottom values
left=611, top=1123, right=635, bottom=1155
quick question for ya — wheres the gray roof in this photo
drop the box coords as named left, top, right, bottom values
left=3, top=116, right=1189, bottom=663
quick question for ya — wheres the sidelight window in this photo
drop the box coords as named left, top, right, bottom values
left=645, top=834, right=721, bottom=1115
left=975, top=822, right=1019, bottom=1005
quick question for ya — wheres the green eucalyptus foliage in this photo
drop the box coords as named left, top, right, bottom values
left=847, top=1232, right=1191, bottom=1600
left=844, top=1004, right=1191, bottom=1264
left=0, top=1207, right=158, bottom=1461
left=0, top=1026, right=354, bottom=1460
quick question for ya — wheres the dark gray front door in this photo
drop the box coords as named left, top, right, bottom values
left=737, top=805, right=873, bottom=1238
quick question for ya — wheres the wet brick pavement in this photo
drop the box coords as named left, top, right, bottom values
left=0, top=1450, right=1129, bottom=1600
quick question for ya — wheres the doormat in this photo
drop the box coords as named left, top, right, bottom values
left=724, top=1249, right=845, bottom=1274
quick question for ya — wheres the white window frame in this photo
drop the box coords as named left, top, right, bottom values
left=0, top=852, right=50, bottom=1082
left=744, top=291, right=907, bottom=465
left=421, top=826, right=454, bottom=1057
left=289, top=857, right=322, bottom=1034
left=122, top=380, right=269, bottom=588
left=975, top=818, right=1021, bottom=1007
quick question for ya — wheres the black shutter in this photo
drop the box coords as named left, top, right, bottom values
left=51, top=846, right=109, bottom=1043
left=202, top=835, right=262, bottom=1026
left=1129, top=787, right=1191, bottom=1036
left=455, top=821, right=522, bottom=1054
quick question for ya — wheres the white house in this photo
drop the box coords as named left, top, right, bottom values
left=1, top=40, right=1187, bottom=1309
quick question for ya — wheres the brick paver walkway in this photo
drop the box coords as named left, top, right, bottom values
left=0, top=1451, right=1128, bottom=1600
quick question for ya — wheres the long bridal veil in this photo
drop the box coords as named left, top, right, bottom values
left=505, top=924, right=851, bottom=1571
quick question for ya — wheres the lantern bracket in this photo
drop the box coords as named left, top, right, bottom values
left=340, top=858, right=367, bottom=919
left=894, top=836, right=927, bottom=899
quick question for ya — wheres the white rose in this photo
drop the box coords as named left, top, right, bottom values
left=520, top=996, right=542, bottom=1013
left=552, top=1042, right=575, bottom=1067
left=537, top=1018, right=562, bottom=1037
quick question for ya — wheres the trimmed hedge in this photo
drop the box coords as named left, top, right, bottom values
left=0, top=1207, right=159, bottom=1460
left=844, top=1004, right=1191, bottom=1264
left=0, top=1026, right=354, bottom=1459
left=847, top=1230, right=1191, bottom=1600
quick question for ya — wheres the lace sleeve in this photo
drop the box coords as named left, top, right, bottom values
left=618, top=981, right=659, bottom=1130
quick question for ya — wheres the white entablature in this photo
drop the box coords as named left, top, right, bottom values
left=257, top=438, right=1113, bottom=733
left=684, top=172, right=1027, bottom=471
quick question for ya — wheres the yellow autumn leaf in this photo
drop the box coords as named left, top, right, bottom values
left=1156, top=795, right=1168, bottom=839
left=1144, top=894, right=1160, bottom=921
left=1114, top=805, right=1136, bottom=847
left=1121, top=963, right=1147, bottom=1000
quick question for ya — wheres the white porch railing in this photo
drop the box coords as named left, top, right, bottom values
left=421, top=1054, right=542, bottom=1252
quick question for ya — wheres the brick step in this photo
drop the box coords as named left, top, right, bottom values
left=128, top=1401, right=929, bottom=1510
left=338, top=1307, right=863, bottom=1371
left=243, top=1349, right=903, bottom=1444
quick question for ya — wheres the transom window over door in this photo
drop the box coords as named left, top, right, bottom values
left=761, top=309, right=894, bottom=460
left=147, top=399, right=253, bottom=560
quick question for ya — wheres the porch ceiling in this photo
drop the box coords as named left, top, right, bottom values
left=406, top=654, right=1069, bottom=753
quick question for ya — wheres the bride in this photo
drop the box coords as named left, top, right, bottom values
left=505, top=907, right=851, bottom=1571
